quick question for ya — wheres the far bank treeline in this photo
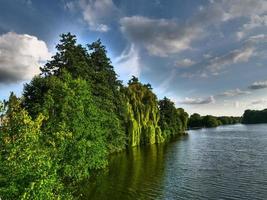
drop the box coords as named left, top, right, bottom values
left=188, top=113, right=241, bottom=129
left=242, top=109, right=267, bottom=124
left=0, top=33, right=189, bottom=199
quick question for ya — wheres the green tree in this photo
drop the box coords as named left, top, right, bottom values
left=0, top=93, right=71, bottom=199
left=188, top=113, right=203, bottom=128
left=123, top=77, right=164, bottom=146
left=23, top=33, right=127, bottom=152
left=177, top=108, right=189, bottom=131
left=87, top=39, right=127, bottom=151
left=41, top=72, right=110, bottom=182
left=158, top=97, right=188, bottom=137
left=202, top=115, right=220, bottom=127
left=41, top=33, right=90, bottom=78
left=242, top=109, right=267, bottom=124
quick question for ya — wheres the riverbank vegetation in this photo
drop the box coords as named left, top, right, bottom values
left=242, top=109, right=267, bottom=124
left=0, top=33, right=189, bottom=199
left=188, top=113, right=241, bottom=129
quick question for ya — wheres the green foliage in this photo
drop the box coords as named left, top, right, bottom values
left=176, top=108, right=189, bottom=130
left=1, top=33, right=193, bottom=198
left=188, top=113, right=240, bottom=129
left=158, top=97, right=188, bottom=137
left=41, top=33, right=90, bottom=78
left=202, top=115, right=220, bottom=127
left=218, top=116, right=240, bottom=125
left=0, top=94, right=71, bottom=199
left=188, top=113, right=203, bottom=128
left=124, top=76, right=164, bottom=146
left=23, top=76, right=53, bottom=118
left=0, top=100, right=4, bottom=113
left=0, top=100, right=5, bottom=126
left=242, top=109, right=267, bottom=124
left=23, top=33, right=126, bottom=152
left=41, top=72, right=109, bottom=182
left=87, top=39, right=127, bottom=151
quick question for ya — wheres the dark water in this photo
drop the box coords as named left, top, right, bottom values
left=81, top=124, right=267, bottom=200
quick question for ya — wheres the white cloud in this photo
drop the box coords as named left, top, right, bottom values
left=190, top=33, right=267, bottom=77
left=79, top=0, right=118, bottom=32
left=244, top=15, right=267, bottom=30
left=237, top=15, right=267, bottom=40
left=0, top=32, right=51, bottom=84
left=206, top=47, right=254, bottom=74
left=175, top=58, right=195, bottom=67
left=180, top=43, right=257, bottom=78
left=179, top=96, right=215, bottom=105
left=251, top=99, right=267, bottom=105
left=245, top=34, right=267, bottom=44
left=203, top=53, right=212, bottom=59
left=221, top=0, right=267, bottom=20
left=114, top=44, right=140, bottom=83
left=248, top=80, right=267, bottom=90
left=219, top=88, right=251, bottom=97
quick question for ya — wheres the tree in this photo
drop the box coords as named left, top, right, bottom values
left=41, top=33, right=90, bottom=78
left=23, top=33, right=127, bottom=152
left=177, top=108, right=189, bottom=131
left=87, top=39, right=127, bottom=151
left=202, top=115, right=220, bottom=127
left=242, top=109, right=267, bottom=124
left=41, top=72, right=110, bottom=182
left=0, top=93, right=71, bottom=199
left=188, top=113, right=203, bottom=128
left=158, top=97, right=188, bottom=137
left=123, top=77, right=164, bottom=146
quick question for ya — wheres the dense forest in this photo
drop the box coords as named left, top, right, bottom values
left=188, top=113, right=241, bottom=129
left=242, top=109, right=267, bottom=124
left=0, top=33, right=189, bottom=199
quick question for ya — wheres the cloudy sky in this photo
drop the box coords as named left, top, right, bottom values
left=0, top=0, right=267, bottom=116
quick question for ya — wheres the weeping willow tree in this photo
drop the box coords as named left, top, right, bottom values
left=123, top=76, right=164, bottom=147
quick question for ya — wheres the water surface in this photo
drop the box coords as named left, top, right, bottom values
left=82, top=124, right=267, bottom=200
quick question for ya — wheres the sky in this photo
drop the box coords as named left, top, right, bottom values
left=0, top=0, right=266, bottom=116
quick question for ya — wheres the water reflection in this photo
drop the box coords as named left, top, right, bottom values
left=80, top=140, right=176, bottom=200
left=81, top=125, right=267, bottom=200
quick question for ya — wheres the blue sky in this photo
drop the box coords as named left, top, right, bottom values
left=0, top=0, right=266, bottom=116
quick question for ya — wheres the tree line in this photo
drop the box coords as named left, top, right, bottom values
left=242, top=109, right=267, bottom=124
left=188, top=113, right=241, bottom=129
left=0, top=33, right=188, bottom=199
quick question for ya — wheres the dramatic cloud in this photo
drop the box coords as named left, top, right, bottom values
left=219, top=88, right=251, bottom=97
left=175, top=58, right=195, bottom=67
left=79, top=0, right=118, bottom=32
left=248, top=80, right=267, bottom=90
left=114, top=44, right=140, bottom=83
left=120, top=16, right=200, bottom=57
left=0, top=32, right=51, bottom=84
left=179, top=96, right=215, bottom=105
left=119, top=0, right=267, bottom=58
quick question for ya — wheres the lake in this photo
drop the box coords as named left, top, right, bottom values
left=81, top=124, right=267, bottom=200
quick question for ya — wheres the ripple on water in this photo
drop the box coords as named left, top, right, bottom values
left=83, top=124, right=267, bottom=200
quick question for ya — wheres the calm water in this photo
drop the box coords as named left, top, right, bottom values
left=81, top=124, right=267, bottom=200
